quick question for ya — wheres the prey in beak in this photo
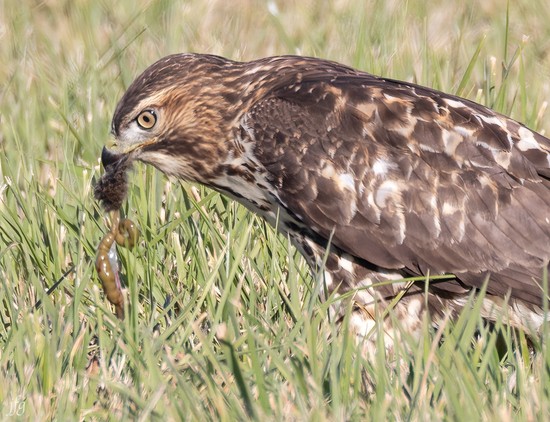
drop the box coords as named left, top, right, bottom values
left=94, top=147, right=132, bottom=212
left=94, top=144, right=139, bottom=320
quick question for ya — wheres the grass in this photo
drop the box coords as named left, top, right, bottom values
left=1, top=0, right=550, bottom=420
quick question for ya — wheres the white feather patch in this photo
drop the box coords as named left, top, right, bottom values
left=338, top=173, right=355, bottom=191
left=516, top=126, right=541, bottom=151
left=375, top=180, right=400, bottom=206
left=338, top=254, right=355, bottom=273
left=372, top=158, right=397, bottom=176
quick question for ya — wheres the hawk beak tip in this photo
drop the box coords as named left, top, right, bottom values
left=101, top=146, right=124, bottom=168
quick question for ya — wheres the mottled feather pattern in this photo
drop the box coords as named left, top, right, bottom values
left=241, top=62, right=550, bottom=306
left=108, top=54, right=550, bottom=345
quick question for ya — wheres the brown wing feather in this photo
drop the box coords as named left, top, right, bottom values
left=246, top=71, right=550, bottom=306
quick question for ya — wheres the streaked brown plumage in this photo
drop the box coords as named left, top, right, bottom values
left=100, top=53, right=550, bottom=351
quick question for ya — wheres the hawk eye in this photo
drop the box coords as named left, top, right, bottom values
left=136, top=110, right=157, bottom=129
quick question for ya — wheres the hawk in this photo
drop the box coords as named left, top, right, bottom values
left=100, top=53, right=550, bottom=351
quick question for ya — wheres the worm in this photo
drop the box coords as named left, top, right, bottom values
left=95, top=210, right=139, bottom=319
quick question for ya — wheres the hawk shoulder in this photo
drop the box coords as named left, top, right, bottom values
left=240, top=65, right=550, bottom=305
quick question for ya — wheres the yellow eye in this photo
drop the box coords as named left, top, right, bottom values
left=136, top=110, right=157, bottom=129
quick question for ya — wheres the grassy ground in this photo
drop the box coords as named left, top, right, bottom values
left=1, top=0, right=550, bottom=420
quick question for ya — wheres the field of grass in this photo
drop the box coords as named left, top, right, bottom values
left=1, top=0, right=550, bottom=420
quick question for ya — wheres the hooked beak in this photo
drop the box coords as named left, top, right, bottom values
left=101, top=146, right=125, bottom=168
left=101, top=136, right=160, bottom=168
